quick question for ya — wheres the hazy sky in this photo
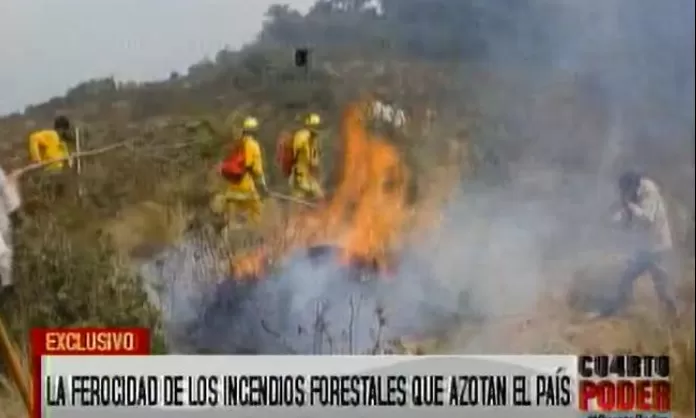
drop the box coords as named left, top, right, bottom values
left=0, top=0, right=315, bottom=115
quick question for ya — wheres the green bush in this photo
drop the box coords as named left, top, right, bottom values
left=3, top=215, right=166, bottom=353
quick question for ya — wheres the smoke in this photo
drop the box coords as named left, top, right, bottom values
left=141, top=0, right=693, bottom=354
left=465, top=0, right=694, bottom=193
left=141, top=237, right=462, bottom=354
left=445, top=0, right=695, bottom=345
left=141, top=172, right=633, bottom=355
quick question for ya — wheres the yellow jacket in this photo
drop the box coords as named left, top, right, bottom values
left=225, top=135, right=266, bottom=197
left=28, top=130, right=70, bottom=171
left=291, top=128, right=319, bottom=176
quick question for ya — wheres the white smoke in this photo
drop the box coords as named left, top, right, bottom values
left=141, top=0, right=693, bottom=354
left=139, top=170, right=631, bottom=354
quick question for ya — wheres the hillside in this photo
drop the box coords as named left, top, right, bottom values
left=0, top=0, right=694, bottom=416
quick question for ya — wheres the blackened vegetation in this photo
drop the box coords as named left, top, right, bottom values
left=183, top=245, right=467, bottom=354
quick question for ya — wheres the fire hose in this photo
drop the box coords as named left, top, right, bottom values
left=11, top=140, right=131, bottom=178
left=267, top=190, right=316, bottom=207
left=0, top=141, right=133, bottom=417
left=0, top=139, right=313, bottom=413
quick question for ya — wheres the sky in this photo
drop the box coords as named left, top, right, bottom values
left=0, top=0, right=315, bottom=115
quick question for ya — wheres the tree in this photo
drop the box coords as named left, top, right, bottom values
left=257, top=0, right=547, bottom=62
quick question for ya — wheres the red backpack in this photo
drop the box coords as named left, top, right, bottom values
left=220, top=141, right=247, bottom=182
left=275, top=131, right=295, bottom=178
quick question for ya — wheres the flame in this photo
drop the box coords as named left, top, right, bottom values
left=330, top=102, right=409, bottom=270
left=230, top=100, right=454, bottom=280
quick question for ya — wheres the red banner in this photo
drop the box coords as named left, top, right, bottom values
left=30, top=327, right=150, bottom=418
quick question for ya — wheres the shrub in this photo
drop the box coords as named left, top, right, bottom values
left=2, top=214, right=166, bottom=353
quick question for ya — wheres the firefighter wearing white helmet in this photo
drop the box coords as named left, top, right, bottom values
left=210, top=115, right=268, bottom=227
left=289, top=112, right=324, bottom=200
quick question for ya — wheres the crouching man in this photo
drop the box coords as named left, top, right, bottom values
left=0, top=166, right=21, bottom=297
left=601, top=171, right=678, bottom=318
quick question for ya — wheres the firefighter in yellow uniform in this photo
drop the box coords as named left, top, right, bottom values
left=210, top=116, right=268, bottom=227
left=290, top=113, right=324, bottom=200
left=28, top=116, right=73, bottom=198
left=28, top=116, right=72, bottom=171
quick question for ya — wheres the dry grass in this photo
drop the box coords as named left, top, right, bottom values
left=0, top=380, right=27, bottom=418
left=101, top=200, right=192, bottom=259
left=0, top=85, right=692, bottom=418
left=435, top=266, right=695, bottom=416
left=0, top=345, right=30, bottom=418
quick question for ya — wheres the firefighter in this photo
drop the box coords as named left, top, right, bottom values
left=599, top=171, right=678, bottom=318
left=289, top=113, right=324, bottom=200
left=28, top=116, right=74, bottom=198
left=28, top=116, right=73, bottom=171
left=210, top=116, right=268, bottom=227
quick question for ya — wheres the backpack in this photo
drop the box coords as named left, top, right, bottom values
left=220, top=141, right=247, bottom=182
left=275, top=131, right=295, bottom=178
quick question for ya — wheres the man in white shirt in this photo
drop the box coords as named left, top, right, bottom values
left=600, top=171, right=677, bottom=317
left=370, top=100, right=385, bottom=121
left=0, top=166, right=21, bottom=295
left=381, top=103, right=395, bottom=124
left=371, top=99, right=407, bottom=131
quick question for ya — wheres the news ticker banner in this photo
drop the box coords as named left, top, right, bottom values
left=32, top=328, right=672, bottom=418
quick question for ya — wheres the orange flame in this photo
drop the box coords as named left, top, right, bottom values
left=330, top=103, right=408, bottom=270
left=230, top=101, right=410, bottom=279
left=230, top=100, right=464, bottom=280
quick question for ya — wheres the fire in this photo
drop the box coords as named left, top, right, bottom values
left=230, top=100, right=453, bottom=280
